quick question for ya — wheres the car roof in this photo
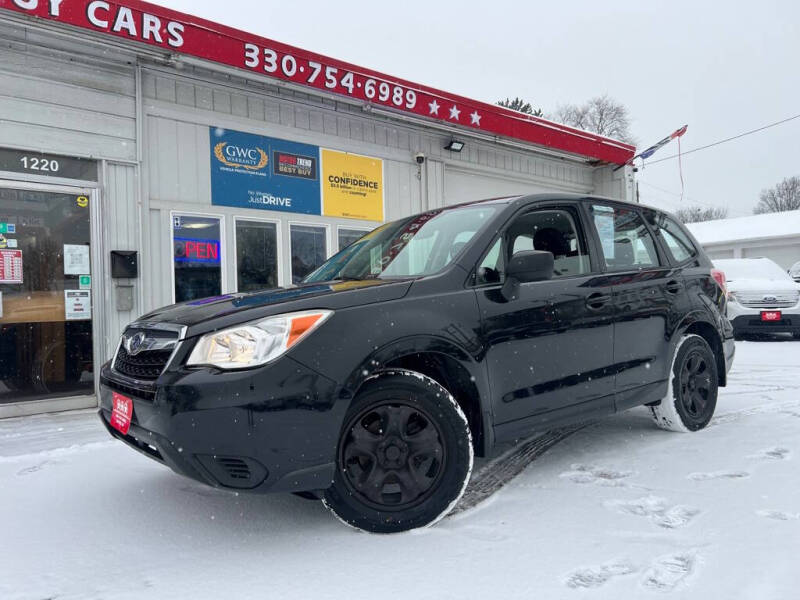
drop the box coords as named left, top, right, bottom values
left=447, top=193, right=666, bottom=214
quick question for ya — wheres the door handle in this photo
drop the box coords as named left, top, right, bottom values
left=586, top=292, right=611, bottom=311
left=665, top=280, right=683, bottom=294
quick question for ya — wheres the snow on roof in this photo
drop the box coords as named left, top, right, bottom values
left=686, top=210, right=800, bottom=246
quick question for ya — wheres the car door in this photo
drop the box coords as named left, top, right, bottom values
left=475, top=203, right=615, bottom=437
left=643, top=208, right=707, bottom=316
left=585, top=202, right=684, bottom=410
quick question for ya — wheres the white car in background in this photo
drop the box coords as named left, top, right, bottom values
left=714, top=258, right=800, bottom=340
left=790, top=260, right=800, bottom=283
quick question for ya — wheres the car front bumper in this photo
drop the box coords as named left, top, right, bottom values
left=727, top=301, right=800, bottom=335
left=98, top=357, right=346, bottom=494
left=729, top=315, right=800, bottom=335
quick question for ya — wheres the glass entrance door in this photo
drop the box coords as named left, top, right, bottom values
left=0, top=187, right=94, bottom=404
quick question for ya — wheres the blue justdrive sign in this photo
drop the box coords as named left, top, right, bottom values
left=209, top=128, right=321, bottom=215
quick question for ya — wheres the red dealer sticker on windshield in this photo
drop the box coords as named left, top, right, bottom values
left=110, top=392, right=134, bottom=436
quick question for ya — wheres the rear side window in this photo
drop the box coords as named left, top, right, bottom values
left=589, top=204, right=660, bottom=271
left=645, top=211, right=698, bottom=263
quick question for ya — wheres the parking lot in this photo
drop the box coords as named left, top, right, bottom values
left=2, top=338, right=799, bottom=600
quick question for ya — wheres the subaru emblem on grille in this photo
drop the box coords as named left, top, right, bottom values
left=125, top=332, right=147, bottom=356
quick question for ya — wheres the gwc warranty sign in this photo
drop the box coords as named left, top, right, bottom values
left=213, top=141, right=269, bottom=172
left=210, top=128, right=321, bottom=215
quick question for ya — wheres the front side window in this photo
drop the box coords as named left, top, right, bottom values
left=304, top=205, right=498, bottom=283
left=173, top=214, right=222, bottom=302
left=476, top=208, right=590, bottom=285
left=644, top=211, right=697, bottom=264
left=590, top=204, right=659, bottom=271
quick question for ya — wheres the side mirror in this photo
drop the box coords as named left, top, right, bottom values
left=501, top=250, right=554, bottom=300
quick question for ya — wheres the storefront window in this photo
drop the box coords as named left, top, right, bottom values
left=173, top=214, right=222, bottom=302
left=236, top=220, right=278, bottom=292
left=338, top=227, right=369, bottom=251
left=0, top=188, right=94, bottom=404
left=290, top=224, right=327, bottom=284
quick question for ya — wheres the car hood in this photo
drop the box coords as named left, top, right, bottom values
left=726, top=278, right=800, bottom=293
left=135, top=278, right=414, bottom=337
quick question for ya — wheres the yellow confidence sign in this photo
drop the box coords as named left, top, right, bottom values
left=322, top=149, right=383, bottom=221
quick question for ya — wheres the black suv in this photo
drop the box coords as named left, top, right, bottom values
left=99, top=194, right=735, bottom=533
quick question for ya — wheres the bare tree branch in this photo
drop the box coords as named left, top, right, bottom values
left=754, top=176, right=800, bottom=214
left=673, top=205, right=728, bottom=223
left=551, top=94, right=635, bottom=144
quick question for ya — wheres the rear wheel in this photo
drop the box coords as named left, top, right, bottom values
left=323, top=370, right=473, bottom=533
left=793, top=332, right=800, bottom=340
left=650, top=334, right=718, bottom=432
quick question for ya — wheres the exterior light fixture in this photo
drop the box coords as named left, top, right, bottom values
left=444, top=140, right=465, bottom=152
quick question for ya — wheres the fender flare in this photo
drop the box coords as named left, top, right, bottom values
left=340, top=335, right=494, bottom=455
left=672, top=310, right=727, bottom=386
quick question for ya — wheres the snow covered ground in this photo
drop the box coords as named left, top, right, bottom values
left=2, top=339, right=799, bottom=600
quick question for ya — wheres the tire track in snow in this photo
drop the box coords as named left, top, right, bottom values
left=451, top=422, right=592, bottom=515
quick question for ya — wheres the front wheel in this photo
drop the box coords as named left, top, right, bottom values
left=323, top=370, right=473, bottom=533
left=650, top=334, right=718, bottom=432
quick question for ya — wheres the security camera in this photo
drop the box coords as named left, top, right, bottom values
left=414, top=153, right=426, bottom=165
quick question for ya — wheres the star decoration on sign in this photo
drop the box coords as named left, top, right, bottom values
left=449, top=105, right=460, bottom=120
left=428, top=100, right=440, bottom=115
left=470, top=111, right=481, bottom=126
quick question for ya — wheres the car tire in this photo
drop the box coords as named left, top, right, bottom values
left=793, top=333, right=800, bottom=340
left=323, top=370, right=473, bottom=533
left=650, top=334, right=718, bottom=433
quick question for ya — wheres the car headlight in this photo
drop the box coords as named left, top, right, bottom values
left=727, top=292, right=738, bottom=303
left=186, top=310, right=332, bottom=369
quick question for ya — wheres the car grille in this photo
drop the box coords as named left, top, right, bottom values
left=112, top=327, right=180, bottom=381
left=100, top=374, right=157, bottom=402
left=735, top=290, right=800, bottom=309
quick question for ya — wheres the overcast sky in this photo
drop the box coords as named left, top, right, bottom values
left=159, top=0, right=799, bottom=218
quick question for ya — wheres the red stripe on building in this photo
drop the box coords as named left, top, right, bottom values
left=0, top=0, right=636, bottom=164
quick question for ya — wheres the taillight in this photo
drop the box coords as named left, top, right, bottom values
left=711, top=268, right=727, bottom=294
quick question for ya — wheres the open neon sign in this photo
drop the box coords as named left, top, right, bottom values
left=174, top=237, right=221, bottom=264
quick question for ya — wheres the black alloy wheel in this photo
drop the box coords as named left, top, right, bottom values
left=340, top=402, right=446, bottom=509
left=323, top=371, right=473, bottom=533
left=678, top=349, right=713, bottom=420
left=650, top=334, right=718, bottom=432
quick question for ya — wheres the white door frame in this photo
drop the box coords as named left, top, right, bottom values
left=169, top=210, right=228, bottom=303
left=0, top=178, right=102, bottom=418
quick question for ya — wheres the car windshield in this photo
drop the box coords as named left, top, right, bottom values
left=304, top=205, right=499, bottom=282
left=714, top=258, right=793, bottom=282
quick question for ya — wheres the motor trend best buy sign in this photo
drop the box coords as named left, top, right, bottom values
left=0, top=0, right=635, bottom=165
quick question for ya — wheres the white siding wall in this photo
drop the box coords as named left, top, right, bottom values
left=0, top=22, right=136, bottom=162
left=742, top=243, right=800, bottom=270
left=445, top=167, right=550, bottom=204
left=101, top=163, right=140, bottom=358
left=701, top=242, right=800, bottom=270
left=705, top=248, right=735, bottom=261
